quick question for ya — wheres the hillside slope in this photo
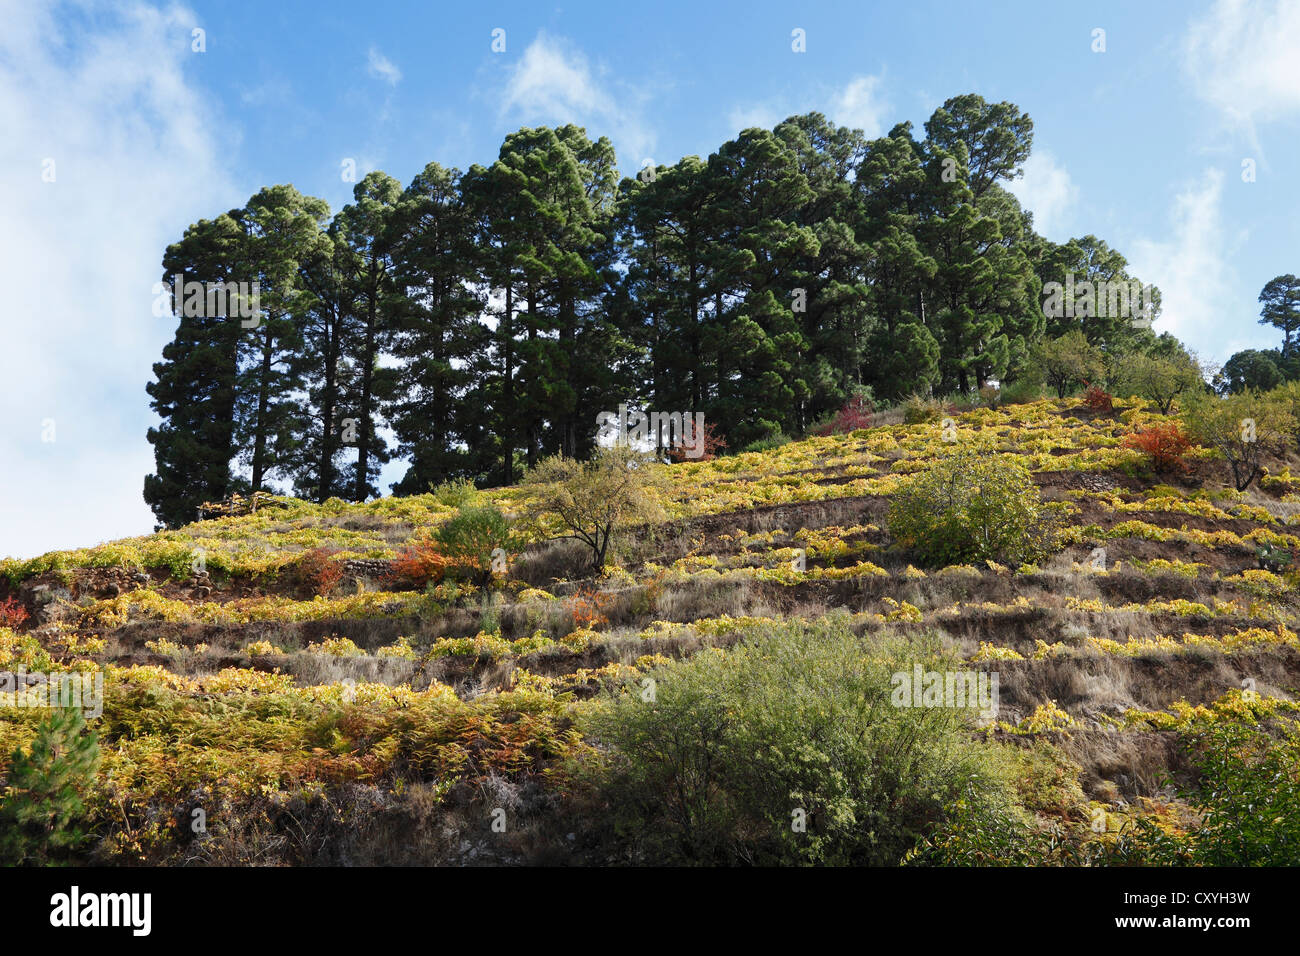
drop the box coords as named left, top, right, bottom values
left=4, top=397, right=1300, bottom=864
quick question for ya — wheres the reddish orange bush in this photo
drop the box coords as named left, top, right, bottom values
left=813, top=395, right=874, bottom=435
left=0, top=596, right=28, bottom=628
left=668, top=421, right=727, bottom=462
left=571, top=586, right=615, bottom=627
left=1123, top=422, right=1193, bottom=473
left=291, top=547, right=344, bottom=596
left=1081, top=383, right=1113, bottom=413
left=387, top=536, right=451, bottom=589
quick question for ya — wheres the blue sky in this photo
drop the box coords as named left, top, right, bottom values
left=3, top=0, right=1299, bottom=559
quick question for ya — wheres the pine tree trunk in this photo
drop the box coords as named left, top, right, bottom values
left=526, top=285, right=538, bottom=469
left=319, top=302, right=338, bottom=501
left=355, top=279, right=376, bottom=501
left=251, top=322, right=274, bottom=492
left=502, top=281, right=515, bottom=485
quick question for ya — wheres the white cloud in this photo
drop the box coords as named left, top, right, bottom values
left=238, top=76, right=293, bottom=107
left=503, top=33, right=609, bottom=117
left=729, top=72, right=889, bottom=140
left=0, top=1, right=238, bottom=559
left=367, top=46, right=402, bottom=86
left=498, top=32, right=654, bottom=168
left=1127, top=169, right=1247, bottom=360
left=1184, top=0, right=1300, bottom=147
left=830, top=75, right=888, bottom=138
left=727, top=104, right=781, bottom=134
left=1007, top=150, right=1078, bottom=240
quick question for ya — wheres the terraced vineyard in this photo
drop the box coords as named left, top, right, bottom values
left=4, top=396, right=1300, bottom=865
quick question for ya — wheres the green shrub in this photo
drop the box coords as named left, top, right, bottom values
left=523, top=447, right=667, bottom=572
left=1030, top=329, right=1105, bottom=399
left=908, top=784, right=1072, bottom=865
left=1182, top=390, right=1294, bottom=491
left=434, top=505, right=517, bottom=584
left=429, top=477, right=479, bottom=508
left=919, top=707, right=1300, bottom=866
left=902, top=393, right=945, bottom=424
left=888, top=447, right=1059, bottom=567
left=579, top=619, right=1016, bottom=865
left=999, top=378, right=1044, bottom=406
left=741, top=432, right=791, bottom=454
left=1175, top=715, right=1300, bottom=865
left=0, top=702, right=101, bottom=865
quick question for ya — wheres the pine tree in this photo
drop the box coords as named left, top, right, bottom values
left=546, top=126, right=625, bottom=460
left=617, top=155, right=721, bottom=420
left=923, top=94, right=1033, bottom=198
left=234, top=185, right=330, bottom=494
left=775, top=113, right=873, bottom=427
left=705, top=127, right=817, bottom=445
left=333, top=172, right=402, bottom=500
left=918, top=133, right=1037, bottom=393
left=0, top=701, right=101, bottom=865
left=293, top=223, right=351, bottom=501
left=144, top=213, right=246, bottom=527
left=1259, top=275, right=1300, bottom=359
left=856, top=124, right=941, bottom=399
left=386, top=162, right=492, bottom=492
left=462, top=159, right=526, bottom=484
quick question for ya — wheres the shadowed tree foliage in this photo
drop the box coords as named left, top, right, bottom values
left=331, top=172, right=403, bottom=501
left=0, top=702, right=101, bottom=866
left=145, top=212, right=248, bottom=528
left=1259, top=274, right=1300, bottom=360
left=147, top=99, right=1186, bottom=508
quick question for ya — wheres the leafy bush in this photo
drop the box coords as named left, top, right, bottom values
left=1081, top=383, right=1113, bottom=413
left=0, top=702, right=101, bottom=865
left=429, top=477, right=478, bottom=508
left=570, top=586, right=615, bottom=627
left=288, top=546, right=344, bottom=597
left=1172, top=716, right=1300, bottom=864
left=0, top=596, right=28, bottom=629
left=887, top=447, right=1058, bottom=567
left=1122, top=422, right=1193, bottom=474
left=812, top=394, right=873, bottom=435
left=999, top=378, right=1043, bottom=405
left=434, top=505, right=516, bottom=585
left=523, top=446, right=667, bottom=572
left=977, top=385, right=1002, bottom=409
left=387, top=534, right=452, bottom=589
left=1030, top=330, right=1105, bottom=398
left=902, top=393, right=947, bottom=424
left=580, top=620, right=1015, bottom=865
left=1257, top=542, right=1294, bottom=573
left=740, top=432, right=791, bottom=454
left=306, top=637, right=366, bottom=657
left=667, top=421, right=727, bottom=462
left=1182, top=391, right=1294, bottom=491
left=1268, top=380, right=1300, bottom=449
